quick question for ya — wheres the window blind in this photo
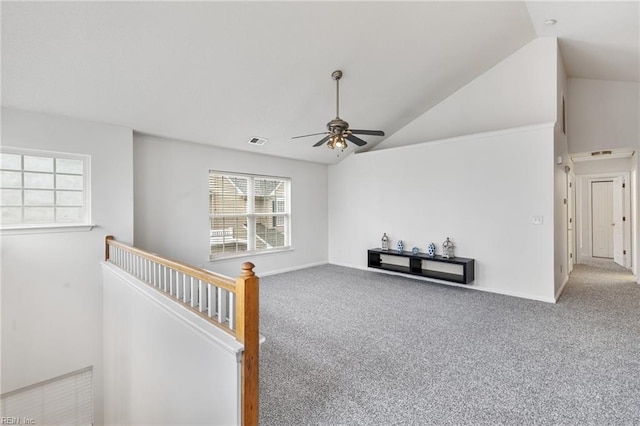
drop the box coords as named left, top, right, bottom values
left=0, top=367, right=93, bottom=426
left=209, top=172, right=290, bottom=258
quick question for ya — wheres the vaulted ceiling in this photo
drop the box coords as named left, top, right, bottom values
left=2, top=2, right=638, bottom=164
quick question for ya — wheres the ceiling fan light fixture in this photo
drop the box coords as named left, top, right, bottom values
left=334, top=135, right=347, bottom=150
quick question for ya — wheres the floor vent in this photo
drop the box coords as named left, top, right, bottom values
left=0, top=366, right=93, bottom=425
left=248, top=137, right=268, bottom=146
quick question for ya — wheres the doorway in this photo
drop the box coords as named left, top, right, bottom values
left=576, top=172, right=631, bottom=269
left=591, top=180, right=613, bottom=258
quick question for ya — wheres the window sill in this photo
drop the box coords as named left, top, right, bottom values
left=208, top=246, right=293, bottom=262
left=1, top=224, right=96, bottom=236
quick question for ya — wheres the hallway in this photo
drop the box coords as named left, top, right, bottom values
left=560, top=257, right=637, bottom=303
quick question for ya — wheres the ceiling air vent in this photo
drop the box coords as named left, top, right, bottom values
left=248, top=137, right=268, bottom=146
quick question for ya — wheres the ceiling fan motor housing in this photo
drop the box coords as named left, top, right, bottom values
left=327, top=118, right=349, bottom=134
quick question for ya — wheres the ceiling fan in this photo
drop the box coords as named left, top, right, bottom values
left=292, top=70, right=385, bottom=150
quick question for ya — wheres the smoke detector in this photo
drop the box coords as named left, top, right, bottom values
left=248, top=137, right=268, bottom=146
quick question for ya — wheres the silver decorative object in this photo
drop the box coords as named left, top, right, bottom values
left=412, top=247, right=419, bottom=255
left=442, top=237, right=455, bottom=258
left=381, top=233, right=389, bottom=251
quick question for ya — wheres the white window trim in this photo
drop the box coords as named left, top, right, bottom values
left=209, top=171, right=291, bottom=260
left=1, top=224, right=96, bottom=236
left=208, top=246, right=295, bottom=262
left=0, top=146, right=93, bottom=232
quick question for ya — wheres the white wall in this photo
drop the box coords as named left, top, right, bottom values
left=1, top=108, right=134, bottom=425
left=567, top=78, right=640, bottom=154
left=133, top=134, right=328, bottom=278
left=102, top=263, right=241, bottom=426
left=375, top=37, right=557, bottom=150
left=573, top=157, right=633, bottom=175
left=328, top=124, right=556, bottom=302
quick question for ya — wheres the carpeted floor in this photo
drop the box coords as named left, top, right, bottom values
left=259, top=261, right=639, bottom=425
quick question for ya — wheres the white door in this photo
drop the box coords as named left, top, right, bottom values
left=592, top=181, right=613, bottom=258
left=612, top=177, right=624, bottom=266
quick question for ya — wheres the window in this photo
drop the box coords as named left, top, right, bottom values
left=0, top=147, right=91, bottom=229
left=209, top=171, right=290, bottom=259
left=0, top=367, right=93, bottom=425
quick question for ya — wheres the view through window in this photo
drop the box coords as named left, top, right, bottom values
left=209, top=172, right=290, bottom=258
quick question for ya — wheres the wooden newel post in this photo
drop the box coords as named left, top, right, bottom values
left=235, top=262, right=259, bottom=426
left=105, top=235, right=114, bottom=261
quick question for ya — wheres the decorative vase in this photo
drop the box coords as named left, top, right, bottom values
left=427, top=242, right=436, bottom=257
left=442, top=237, right=455, bottom=259
left=381, top=233, right=389, bottom=251
left=396, top=240, right=404, bottom=253
left=412, top=247, right=419, bottom=255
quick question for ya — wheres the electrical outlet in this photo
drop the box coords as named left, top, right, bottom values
left=532, top=216, right=544, bottom=225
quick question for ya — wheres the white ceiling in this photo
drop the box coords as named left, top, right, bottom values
left=2, top=2, right=638, bottom=165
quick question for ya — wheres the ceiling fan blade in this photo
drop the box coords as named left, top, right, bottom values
left=313, top=135, right=332, bottom=147
left=292, top=132, right=330, bottom=139
left=349, top=129, right=385, bottom=136
left=346, top=134, right=367, bottom=147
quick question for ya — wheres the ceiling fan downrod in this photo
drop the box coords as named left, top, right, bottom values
left=332, top=70, right=342, bottom=119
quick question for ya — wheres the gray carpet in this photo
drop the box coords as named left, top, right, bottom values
left=259, top=262, right=640, bottom=425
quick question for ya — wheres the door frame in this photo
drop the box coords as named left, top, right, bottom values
left=567, top=169, right=575, bottom=274
left=576, top=172, right=631, bottom=266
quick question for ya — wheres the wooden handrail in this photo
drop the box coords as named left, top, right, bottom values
left=104, top=235, right=259, bottom=426
left=106, top=237, right=236, bottom=293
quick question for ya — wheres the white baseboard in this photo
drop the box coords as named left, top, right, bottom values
left=259, top=261, right=328, bottom=277
left=555, top=276, right=570, bottom=302
left=330, top=261, right=557, bottom=304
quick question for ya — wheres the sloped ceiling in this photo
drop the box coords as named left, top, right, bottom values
left=1, top=2, right=636, bottom=164
left=526, top=1, right=639, bottom=82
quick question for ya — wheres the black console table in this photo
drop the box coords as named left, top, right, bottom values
left=367, top=248, right=475, bottom=284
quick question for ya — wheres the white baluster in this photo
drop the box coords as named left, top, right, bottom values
left=190, top=277, right=197, bottom=308
left=163, top=266, right=168, bottom=292
left=174, top=271, right=179, bottom=296
left=199, top=280, right=206, bottom=312
left=182, top=274, right=188, bottom=303
left=228, top=292, right=236, bottom=330
left=207, top=285, right=214, bottom=318
left=217, top=288, right=227, bottom=324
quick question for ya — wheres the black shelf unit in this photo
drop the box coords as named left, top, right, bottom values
left=367, top=248, right=475, bottom=284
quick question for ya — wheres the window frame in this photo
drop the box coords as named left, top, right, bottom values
left=209, top=171, right=291, bottom=260
left=0, top=146, right=93, bottom=233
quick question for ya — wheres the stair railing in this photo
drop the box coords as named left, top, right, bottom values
left=105, top=235, right=259, bottom=426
